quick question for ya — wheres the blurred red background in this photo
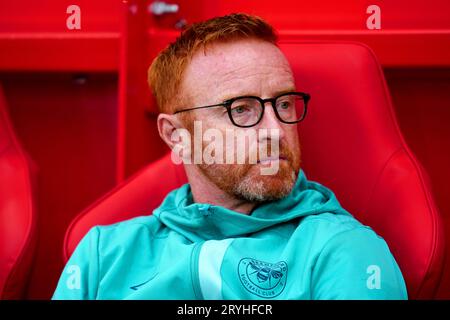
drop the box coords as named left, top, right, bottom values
left=0, top=0, right=449, bottom=299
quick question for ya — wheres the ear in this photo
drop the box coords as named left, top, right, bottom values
left=157, top=113, right=185, bottom=150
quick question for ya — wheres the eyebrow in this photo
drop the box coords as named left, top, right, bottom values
left=219, top=87, right=297, bottom=102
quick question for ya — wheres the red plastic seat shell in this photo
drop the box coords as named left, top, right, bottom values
left=0, top=85, right=38, bottom=299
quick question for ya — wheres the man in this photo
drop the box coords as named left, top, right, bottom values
left=53, top=13, right=407, bottom=300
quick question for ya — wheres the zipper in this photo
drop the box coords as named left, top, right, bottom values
left=190, top=241, right=205, bottom=300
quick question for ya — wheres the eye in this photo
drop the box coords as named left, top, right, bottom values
left=277, top=100, right=292, bottom=111
left=231, top=105, right=250, bottom=115
left=278, top=101, right=290, bottom=110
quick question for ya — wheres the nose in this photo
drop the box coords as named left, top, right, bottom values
left=256, top=101, right=286, bottom=140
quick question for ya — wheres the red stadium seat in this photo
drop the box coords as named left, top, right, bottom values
left=63, top=41, right=446, bottom=299
left=0, top=85, right=38, bottom=299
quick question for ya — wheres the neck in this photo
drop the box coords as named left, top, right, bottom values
left=184, top=164, right=256, bottom=215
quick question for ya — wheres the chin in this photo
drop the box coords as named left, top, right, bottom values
left=233, top=168, right=297, bottom=202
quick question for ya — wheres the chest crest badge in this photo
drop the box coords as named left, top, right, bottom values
left=238, top=258, right=288, bottom=298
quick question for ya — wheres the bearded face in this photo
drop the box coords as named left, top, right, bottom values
left=193, top=127, right=301, bottom=202
left=174, top=39, right=302, bottom=204
left=199, top=150, right=300, bottom=202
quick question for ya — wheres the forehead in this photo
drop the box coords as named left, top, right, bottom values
left=180, top=39, right=295, bottom=103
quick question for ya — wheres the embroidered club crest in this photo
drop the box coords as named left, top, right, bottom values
left=238, top=258, right=287, bottom=298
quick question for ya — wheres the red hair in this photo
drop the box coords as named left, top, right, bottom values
left=148, top=13, right=277, bottom=114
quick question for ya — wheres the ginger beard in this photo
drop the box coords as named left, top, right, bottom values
left=197, top=134, right=301, bottom=203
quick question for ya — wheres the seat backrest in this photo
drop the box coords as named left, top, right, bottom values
left=64, top=41, right=445, bottom=299
left=0, top=84, right=38, bottom=299
left=63, top=153, right=187, bottom=266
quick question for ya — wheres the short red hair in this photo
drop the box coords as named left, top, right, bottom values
left=148, top=13, right=278, bottom=114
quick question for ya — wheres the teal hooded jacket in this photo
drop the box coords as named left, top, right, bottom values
left=53, top=169, right=407, bottom=300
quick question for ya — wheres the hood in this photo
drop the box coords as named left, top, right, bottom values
left=153, top=169, right=351, bottom=242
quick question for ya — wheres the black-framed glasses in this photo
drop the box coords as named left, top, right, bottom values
left=173, top=91, right=310, bottom=128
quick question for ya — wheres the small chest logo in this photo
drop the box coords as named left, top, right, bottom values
left=238, top=258, right=287, bottom=298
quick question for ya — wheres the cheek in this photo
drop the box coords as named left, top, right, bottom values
left=284, top=126, right=300, bottom=147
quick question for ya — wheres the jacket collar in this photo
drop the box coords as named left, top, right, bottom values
left=153, top=169, right=348, bottom=242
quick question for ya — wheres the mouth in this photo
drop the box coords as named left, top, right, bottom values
left=257, top=155, right=288, bottom=164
